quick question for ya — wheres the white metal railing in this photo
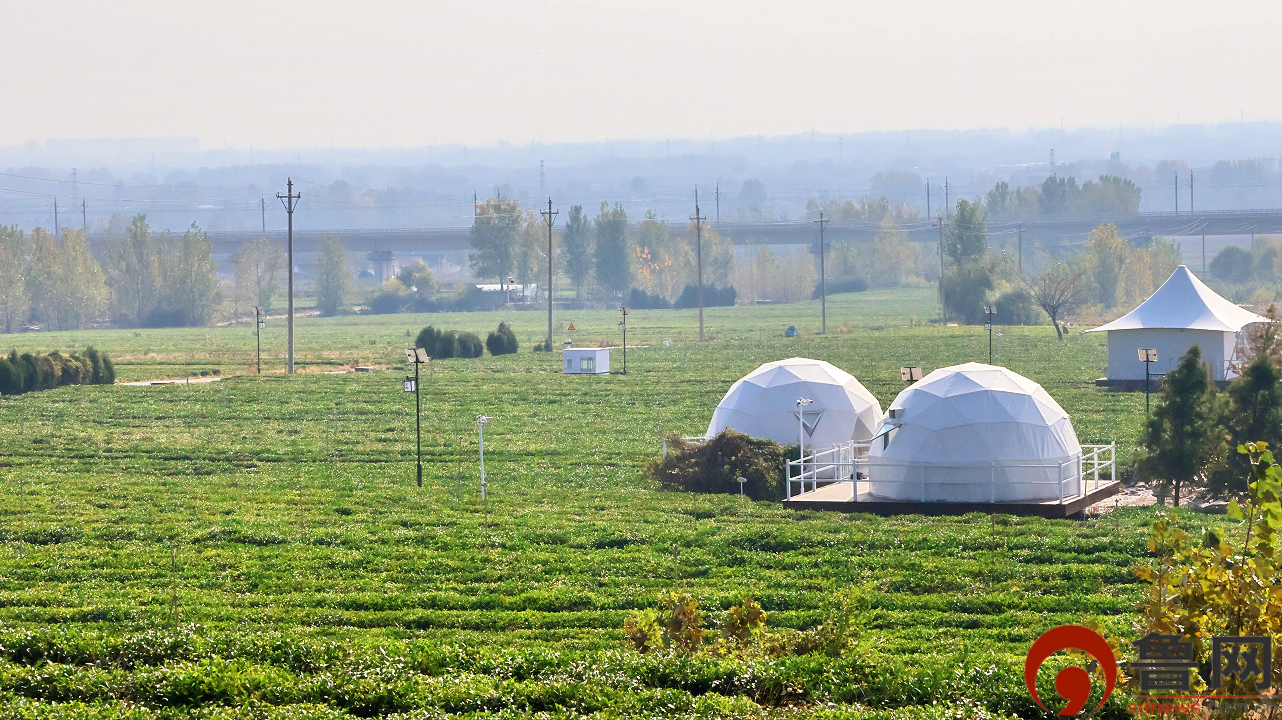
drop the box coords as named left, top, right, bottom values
left=786, top=440, right=868, bottom=499
left=787, top=442, right=1115, bottom=505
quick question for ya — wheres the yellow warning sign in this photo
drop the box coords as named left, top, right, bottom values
left=567, top=323, right=576, bottom=331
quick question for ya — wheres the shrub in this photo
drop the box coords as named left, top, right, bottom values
left=647, top=430, right=786, bottom=500
left=532, top=339, right=554, bottom=352
left=628, top=288, right=670, bottom=310
left=486, top=322, right=519, bottom=356
left=456, top=331, right=484, bottom=358
left=415, top=326, right=458, bottom=359
left=0, top=348, right=114, bottom=397
left=674, top=284, right=736, bottom=309
left=813, top=278, right=868, bottom=298
left=992, top=288, right=1041, bottom=325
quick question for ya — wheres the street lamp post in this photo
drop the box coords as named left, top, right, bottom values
left=254, top=307, right=265, bottom=374
left=477, top=415, right=493, bottom=503
left=796, top=397, right=813, bottom=489
left=984, top=306, right=996, bottom=364
left=618, top=305, right=628, bottom=375
left=1139, top=348, right=1159, bottom=414
left=404, top=348, right=429, bottom=487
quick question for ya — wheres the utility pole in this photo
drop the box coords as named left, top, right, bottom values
left=1017, top=222, right=1024, bottom=275
left=1174, top=175, right=1179, bottom=213
left=540, top=197, right=558, bottom=349
left=691, top=188, right=707, bottom=342
left=276, top=178, right=300, bottom=374
left=944, top=178, right=949, bottom=215
left=1189, top=170, right=1194, bottom=213
left=53, top=198, right=59, bottom=236
left=814, top=211, right=829, bottom=334
left=938, top=217, right=946, bottom=322
left=715, top=183, right=720, bottom=227
left=81, top=197, right=87, bottom=236
left=926, top=180, right=931, bottom=217
left=260, top=196, right=266, bottom=234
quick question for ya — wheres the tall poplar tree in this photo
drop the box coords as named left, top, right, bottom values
left=593, top=202, right=630, bottom=296
left=561, top=204, right=593, bottom=301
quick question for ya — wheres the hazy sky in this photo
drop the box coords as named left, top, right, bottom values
left=3, top=1, right=1278, bottom=149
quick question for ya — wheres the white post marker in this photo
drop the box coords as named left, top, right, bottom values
left=478, top=415, right=493, bottom=500
left=736, top=476, right=747, bottom=498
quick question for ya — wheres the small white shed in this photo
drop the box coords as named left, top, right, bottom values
left=1086, top=265, right=1266, bottom=382
left=562, top=348, right=611, bottom=374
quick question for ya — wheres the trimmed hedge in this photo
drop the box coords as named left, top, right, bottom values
left=628, top=288, right=671, bottom=310
left=486, top=322, right=519, bottom=356
left=674, top=284, right=736, bottom=309
left=0, top=348, right=114, bottom=397
left=414, top=326, right=484, bottom=359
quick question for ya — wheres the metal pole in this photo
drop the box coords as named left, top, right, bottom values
left=691, top=189, right=706, bottom=342
left=1145, top=358, right=1151, bottom=415
left=415, top=360, right=422, bottom=488
left=541, top=198, right=558, bottom=349
left=619, top=306, right=628, bottom=374
left=1017, top=222, right=1023, bottom=275
left=255, top=307, right=262, bottom=374
left=277, top=178, right=300, bottom=374
left=815, top=212, right=829, bottom=334
left=479, top=421, right=487, bottom=501
left=938, top=218, right=945, bottom=321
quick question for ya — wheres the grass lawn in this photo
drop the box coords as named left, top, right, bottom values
left=0, top=288, right=1218, bottom=718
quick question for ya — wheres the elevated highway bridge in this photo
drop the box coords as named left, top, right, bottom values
left=87, top=209, right=1282, bottom=260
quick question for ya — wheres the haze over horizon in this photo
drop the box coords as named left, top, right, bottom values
left=4, top=0, right=1278, bottom=149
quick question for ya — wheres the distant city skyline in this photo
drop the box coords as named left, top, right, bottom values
left=2, top=0, right=1278, bottom=149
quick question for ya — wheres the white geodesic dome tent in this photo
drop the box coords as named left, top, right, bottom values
left=868, top=363, right=1082, bottom=502
left=707, top=358, right=882, bottom=450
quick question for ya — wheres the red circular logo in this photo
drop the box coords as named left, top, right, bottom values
left=1025, top=625, right=1119, bottom=715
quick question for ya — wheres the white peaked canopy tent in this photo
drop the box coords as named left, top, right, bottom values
left=1087, top=265, right=1266, bottom=382
left=707, top=358, right=882, bottom=450
left=868, top=363, right=1081, bottom=502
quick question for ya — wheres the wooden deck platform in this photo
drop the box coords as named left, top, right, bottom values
left=782, top=480, right=1123, bottom=518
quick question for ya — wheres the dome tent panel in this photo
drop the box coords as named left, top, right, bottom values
left=869, top=363, right=1081, bottom=503
left=707, top=358, right=882, bottom=450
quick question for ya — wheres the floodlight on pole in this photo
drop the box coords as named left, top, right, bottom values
left=983, top=306, right=997, bottom=364
left=477, top=415, right=493, bottom=502
left=1139, top=348, right=1159, bottom=414
left=405, top=348, right=430, bottom=487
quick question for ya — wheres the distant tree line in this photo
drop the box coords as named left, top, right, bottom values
left=937, top=198, right=1181, bottom=335
left=0, top=214, right=222, bottom=333
left=986, top=175, right=1142, bottom=217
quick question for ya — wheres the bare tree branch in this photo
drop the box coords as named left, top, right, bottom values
left=1027, top=263, right=1085, bottom=339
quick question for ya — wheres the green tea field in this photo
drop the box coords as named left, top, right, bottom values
left=0, top=289, right=1210, bottom=719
